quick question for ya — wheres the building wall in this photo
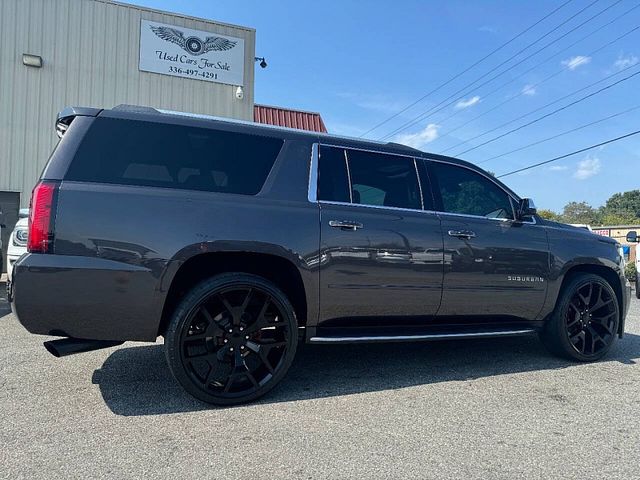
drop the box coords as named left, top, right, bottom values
left=0, top=0, right=256, bottom=206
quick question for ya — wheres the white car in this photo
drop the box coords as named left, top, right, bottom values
left=6, top=209, right=29, bottom=283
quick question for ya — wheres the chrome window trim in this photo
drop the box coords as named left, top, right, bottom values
left=343, top=149, right=353, bottom=203
left=413, top=158, right=425, bottom=210
left=318, top=199, right=437, bottom=215
left=308, top=143, right=537, bottom=225
left=307, top=143, right=319, bottom=203
left=319, top=142, right=418, bottom=159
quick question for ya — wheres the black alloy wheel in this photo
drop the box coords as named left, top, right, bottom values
left=564, top=280, right=618, bottom=356
left=540, top=273, right=619, bottom=361
left=165, top=273, right=298, bottom=405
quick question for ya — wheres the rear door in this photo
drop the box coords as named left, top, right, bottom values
left=426, top=160, right=549, bottom=321
left=316, top=145, right=443, bottom=328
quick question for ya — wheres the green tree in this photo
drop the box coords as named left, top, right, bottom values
left=599, top=190, right=640, bottom=223
left=537, top=209, right=561, bottom=221
left=597, top=212, right=639, bottom=226
left=561, top=201, right=600, bottom=225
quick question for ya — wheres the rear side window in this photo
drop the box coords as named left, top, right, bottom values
left=347, top=149, right=422, bottom=210
left=317, top=146, right=424, bottom=210
left=66, top=117, right=283, bottom=195
left=318, top=146, right=350, bottom=203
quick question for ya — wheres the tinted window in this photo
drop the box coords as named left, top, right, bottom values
left=347, top=150, right=422, bottom=210
left=317, top=146, right=350, bottom=203
left=66, top=117, right=283, bottom=195
left=430, top=162, right=514, bottom=219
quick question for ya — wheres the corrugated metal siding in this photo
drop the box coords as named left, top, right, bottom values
left=254, top=104, right=327, bottom=133
left=0, top=0, right=256, bottom=206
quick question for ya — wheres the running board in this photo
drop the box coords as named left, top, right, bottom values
left=308, top=328, right=536, bottom=344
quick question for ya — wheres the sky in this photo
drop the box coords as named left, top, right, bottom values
left=133, top=0, right=640, bottom=212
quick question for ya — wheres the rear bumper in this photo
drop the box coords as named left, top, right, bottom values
left=11, top=253, right=162, bottom=341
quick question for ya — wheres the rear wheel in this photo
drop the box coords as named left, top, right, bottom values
left=540, top=273, right=619, bottom=362
left=165, top=273, right=298, bottom=405
left=635, top=273, right=640, bottom=299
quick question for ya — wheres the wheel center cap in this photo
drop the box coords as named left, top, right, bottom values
left=226, top=328, right=247, bottom=348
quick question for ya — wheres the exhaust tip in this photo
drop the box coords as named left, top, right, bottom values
left=43, top=340, right=62, bottom=357
left=43, top=338, right=124, bottom=357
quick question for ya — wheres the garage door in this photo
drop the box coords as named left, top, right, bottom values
left=0, top=192, right=21, bottom=273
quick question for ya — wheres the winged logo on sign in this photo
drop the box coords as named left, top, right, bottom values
left=150, top=25, right=237, bottom=56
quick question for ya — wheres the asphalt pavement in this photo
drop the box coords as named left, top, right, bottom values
left=1, top=283, right=639, bottom=479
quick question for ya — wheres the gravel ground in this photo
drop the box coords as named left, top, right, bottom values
left=1, top=283, right=639, bottom=479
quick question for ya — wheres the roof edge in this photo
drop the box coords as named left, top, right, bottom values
left=94, top=0, right=256, bottom=33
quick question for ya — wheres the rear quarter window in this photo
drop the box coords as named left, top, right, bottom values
left=65, top=117, right=283, bottom=195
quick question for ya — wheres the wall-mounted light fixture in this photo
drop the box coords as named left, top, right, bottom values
left=22, top=54, right=43, bottom=68
left=254, top=56, right=267, bottom=69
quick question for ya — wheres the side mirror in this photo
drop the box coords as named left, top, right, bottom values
left=517, top=198, right=537, bottom=220
left=626, top=231, right=638, bottom=243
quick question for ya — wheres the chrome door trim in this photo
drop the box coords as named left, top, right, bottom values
left=319, top=200, right=436, bottom=215
left=308, top=329, right=536, bottom=344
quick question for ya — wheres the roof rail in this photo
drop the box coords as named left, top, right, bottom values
left=111, top=104, right=390, bottom=146
left=112, top=104, right=159, bottom=114
left=384, top=142, right=423, bottom=154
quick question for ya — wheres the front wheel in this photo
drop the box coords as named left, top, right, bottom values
left=635, top=273, right=640, bottom=299
left=165, top=273, right=298, bottom=405
left=540, top=273, right=619, bottom=362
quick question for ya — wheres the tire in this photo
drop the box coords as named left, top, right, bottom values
left=540, top=273, right=619, bottom=362
left=165, top=273, right=298, bottom=406
left=635, top=273, right=640, bottom=299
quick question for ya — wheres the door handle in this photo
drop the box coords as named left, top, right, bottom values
left=329, top=220, right=363, bottom=231
left=448, top=229, right=476, bottom=239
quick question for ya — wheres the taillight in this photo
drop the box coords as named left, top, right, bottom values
left=28, top=181, right=59, bottom=253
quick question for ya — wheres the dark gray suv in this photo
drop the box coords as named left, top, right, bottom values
left=10, top=105, right=632, bottom=405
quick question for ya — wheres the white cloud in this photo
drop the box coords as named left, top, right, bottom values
left=613, top=53, right=638, bottom=71
left=336, top=92, right=406, bottom=113
left=549, top=165, right=568, bottom=171
left=573, top=156, right=601, bottom=180
left=479, top=26, right=496, bottom=33
left=455, top=96, right=480, bottom=109
left=561, top=55, right=591, bottom=70
left=522, top=84, right=536, bottom=96
left=395, top=124, right=440, bottom=150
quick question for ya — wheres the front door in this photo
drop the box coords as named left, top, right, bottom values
left=426, top=160, right=549, bottom=321
left=316, top=145, right=443, bottom=328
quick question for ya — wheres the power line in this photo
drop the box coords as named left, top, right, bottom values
left=476, top=104, right=640, bottom=164
left=428, top=4, right=640, bottom=145
left=379, top=0, right=620, bottom=141
left=496, top=130, right=640, bottom=178
left=443, top=61, right=640, bottom=154
left=356, top=0, right=575, bottom=137
left=451, top=68, right=640, bottom=157
left=443, top=59, right=640, bottom=154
